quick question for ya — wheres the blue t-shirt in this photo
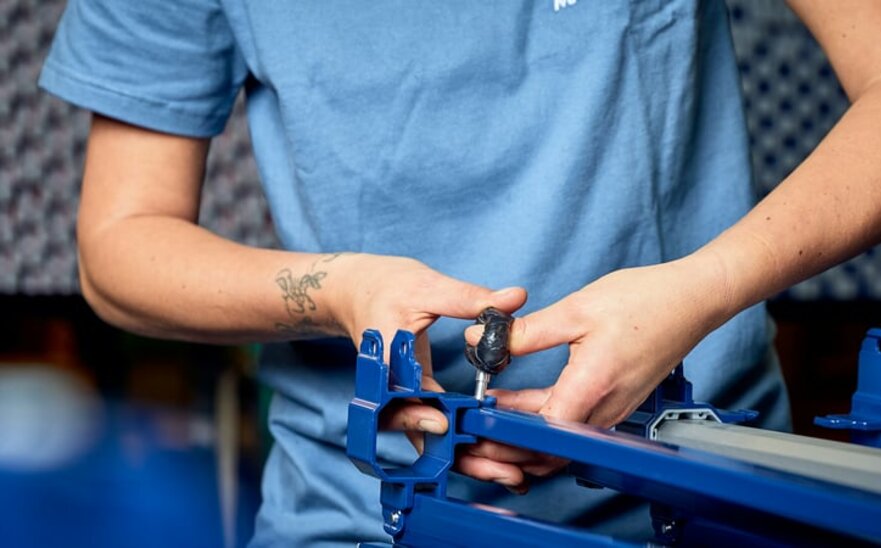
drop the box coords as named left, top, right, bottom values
left=41, top=0, right=790, bottom=545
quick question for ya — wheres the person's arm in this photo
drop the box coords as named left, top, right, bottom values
left=79, top=114, right=525, bottom=347
left=81, top=113, right=531, bottom=480
left=79, top=115, right=530, bottom=480
left=711, top=0, right=881, bottom=308
left=461, top=1, right=881, bottom=484
left=78, top=115, right=315, bottom=344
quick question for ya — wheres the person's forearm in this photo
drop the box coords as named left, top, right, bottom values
left=79, top=216, right=350, bottom=344
left=694, top=81, right=881, bottom=322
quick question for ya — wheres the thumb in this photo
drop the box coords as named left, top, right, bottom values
left=488, top=387, right=551, bottom=412
left=415, top=331, right=434, bottom=375
left=420, top=274, right=527, bottom=319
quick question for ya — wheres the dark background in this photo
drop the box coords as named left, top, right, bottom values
left=0, top=1, right=878, bottom=546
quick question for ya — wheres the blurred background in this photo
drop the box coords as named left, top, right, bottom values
left=0, top=1, right=878, bottom=547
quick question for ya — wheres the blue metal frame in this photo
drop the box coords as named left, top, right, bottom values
left=465, top=407, right=881, bottom=543
left=348, top=330, right=881, bottom=546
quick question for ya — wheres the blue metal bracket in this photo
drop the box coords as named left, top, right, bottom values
left=816, top=328, right=881, bottom=448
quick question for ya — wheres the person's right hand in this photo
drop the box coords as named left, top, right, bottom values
left=458, top=257, right=732, bottom=491
left=329, top=253, right=527, bottom=468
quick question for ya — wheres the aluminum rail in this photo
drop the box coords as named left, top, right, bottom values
left=656, top=419, right=881, bottom=495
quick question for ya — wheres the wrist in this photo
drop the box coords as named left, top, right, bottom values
left=273, top=251, right=358, bottom=340
left=674, top=248, right=739, bottom=333
left=321, top=251, right=365, bottom=338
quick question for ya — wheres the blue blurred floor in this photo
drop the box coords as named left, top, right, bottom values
left=0, top=395, right=259, bottom=548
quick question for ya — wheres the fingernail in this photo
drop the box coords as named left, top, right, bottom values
left=417, top=419, right=446, bottom=434
left=492, top=287, right=518, bottom=296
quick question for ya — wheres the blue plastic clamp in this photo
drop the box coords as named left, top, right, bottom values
left=346, top=329, right=484, bottom=538
left=815, top=328, right=881, bottom=448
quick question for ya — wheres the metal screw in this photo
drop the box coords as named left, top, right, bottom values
left=474, top=370, right=490, bottom=401
left=390, top=511, right=401, bottom=525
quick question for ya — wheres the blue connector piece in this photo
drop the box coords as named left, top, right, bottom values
left=618, top=364, right=757, bottom=439
left=816, top=328, right=881, bottom=448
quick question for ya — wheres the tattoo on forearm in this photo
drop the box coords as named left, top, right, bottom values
left=276, top=268, right=326, bottom=314
left=318, top=251, right=350, bottom=264
left=274, top=252, right=349, bottom=337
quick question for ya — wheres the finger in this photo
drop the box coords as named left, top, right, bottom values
left=405, top=430, right=424, bottom=455
left=415, top=331, right=433, bottom=374
left=465, top=440, right=538, bottom=464
left=456, top=453, right=528, bottom=494
left=381, top=401, right=448, bottom=434
left=421, top=375, right=445, bottom=393
left=521, top=456, right=569, bottom=477
left=414, top=333, right=444, bottom=394
left=419, top=275, right=527, bottom=319
left=504, top=297, right=586, bottom=356
left=487, top=388, right=551, bottom=413
left=464, top=324, right=484, bottom=346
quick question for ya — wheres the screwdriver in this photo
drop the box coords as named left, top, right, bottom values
left=465, top=307, right=514, bottom=400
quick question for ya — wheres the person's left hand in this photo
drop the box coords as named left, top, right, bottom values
left=462, top=255, right=732, bottom=484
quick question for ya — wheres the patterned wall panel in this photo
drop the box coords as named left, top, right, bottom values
left=727, top=1, right=881, bottom=300
left=1, top=0, right=84, bottom=293
left=0, top=0, right=878, bottom=299
left=0, top=0, right=275, bottom=295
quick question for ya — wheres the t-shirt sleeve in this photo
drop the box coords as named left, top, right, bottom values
left=38, top=0, right=248, bottom=137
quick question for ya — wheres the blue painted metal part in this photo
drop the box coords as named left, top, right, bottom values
left=816, top=328, right=881, bottom=448
left=349, top=330, right=881, bottom=545
left=618, top=364, right=757, bottom=438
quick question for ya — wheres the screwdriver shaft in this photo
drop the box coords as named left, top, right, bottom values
left=474, top=370, right=491, bottom=401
